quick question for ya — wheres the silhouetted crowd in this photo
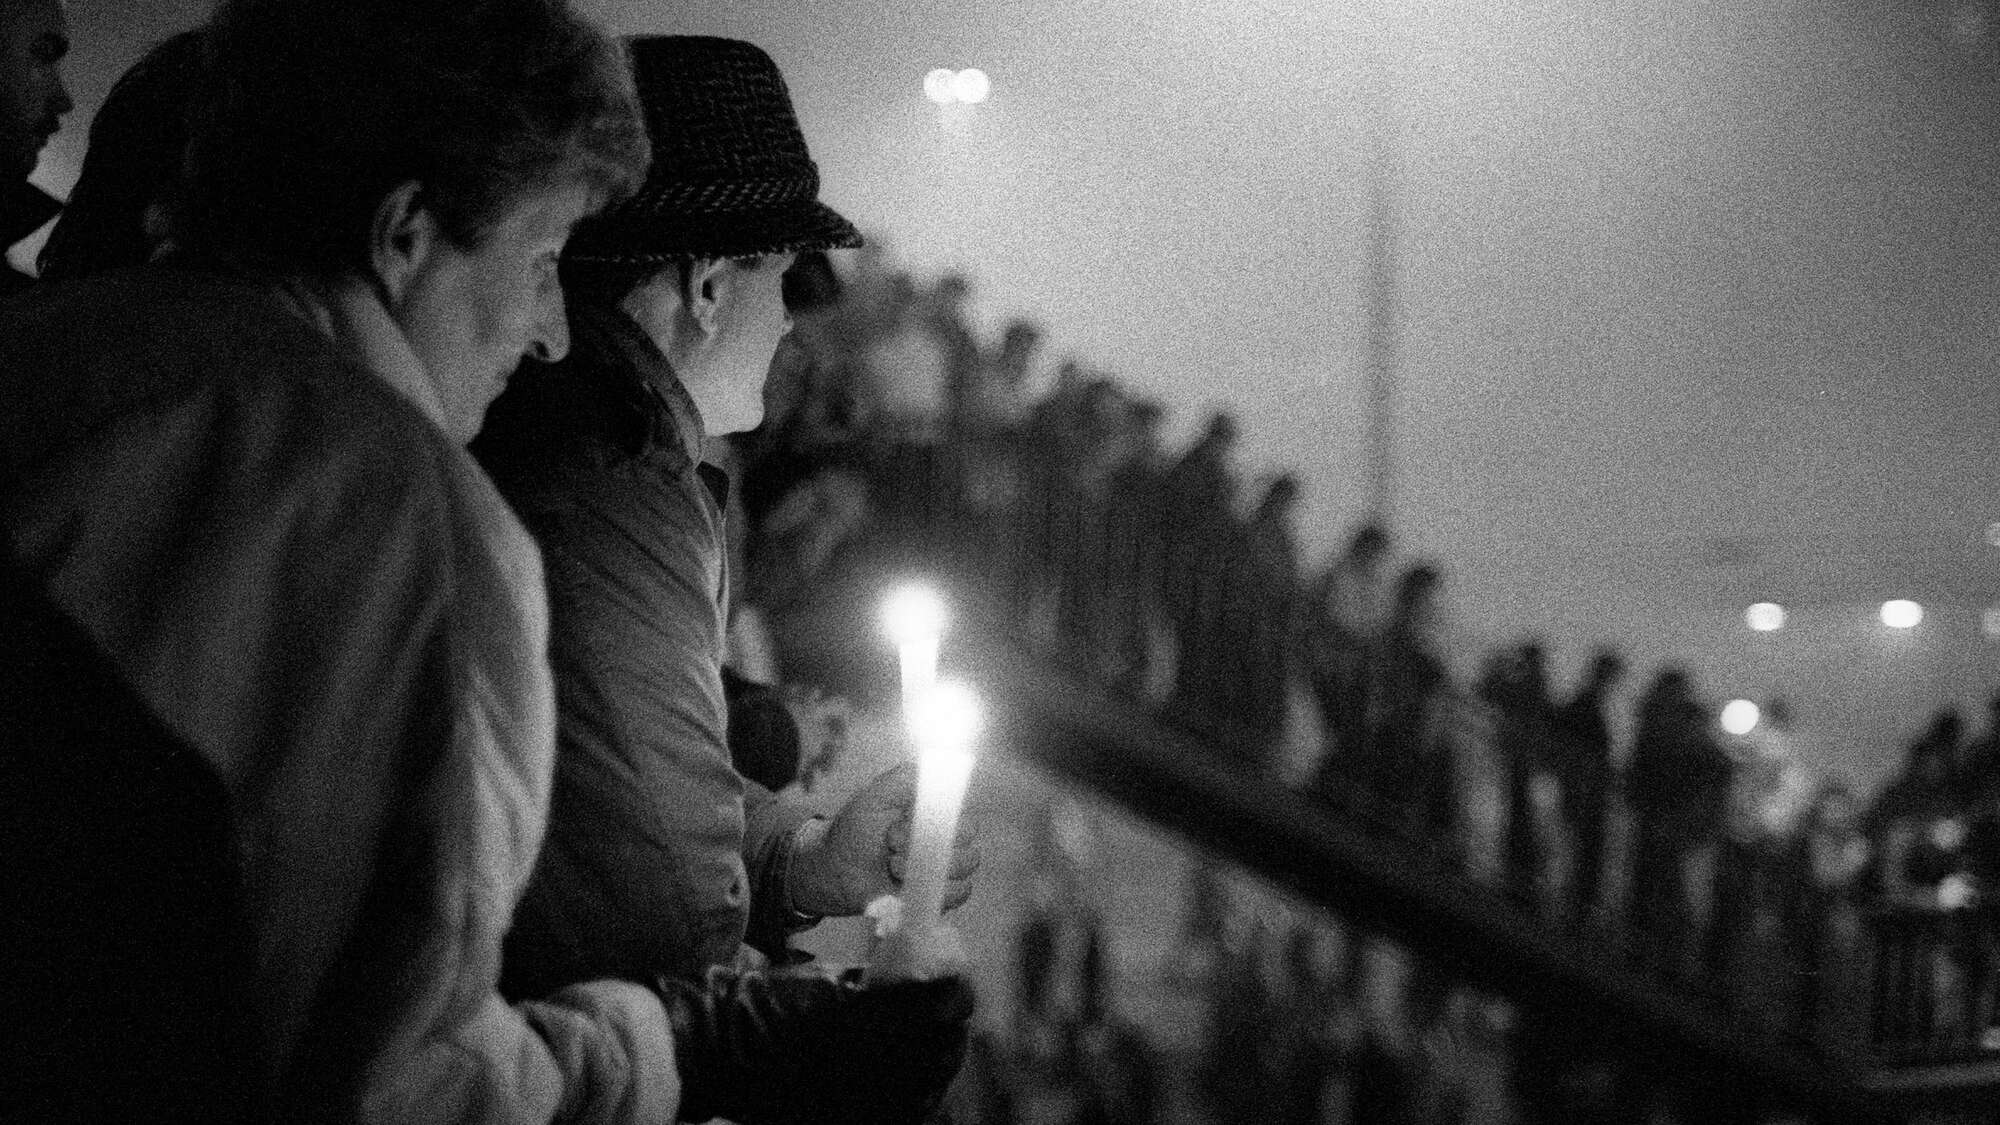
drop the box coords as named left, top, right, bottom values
left=727, top=251, right=2000, bottom=1074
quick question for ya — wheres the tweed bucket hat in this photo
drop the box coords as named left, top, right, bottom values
left=564, top=36, right=862, bottom=263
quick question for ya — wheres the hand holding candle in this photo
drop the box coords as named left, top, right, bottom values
left=899, top=682, right=981, bottom=932
left=871, top=683, right=982, bottom=981
left=871, top=585, right=982, bottom=981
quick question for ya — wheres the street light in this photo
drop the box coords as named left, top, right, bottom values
left=1880, top=600, right=1923, bottom=629
left=1720, top=699, right=1760, bottom=735
left=922, top=68, right=992, bottom=106
left=1745, top=603, right=1786, bottom=632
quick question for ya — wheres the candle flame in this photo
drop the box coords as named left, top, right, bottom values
left=883, top=584, right=947, bottom=647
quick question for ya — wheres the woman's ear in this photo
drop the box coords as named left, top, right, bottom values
left=367, top=180, right=442, bottom=307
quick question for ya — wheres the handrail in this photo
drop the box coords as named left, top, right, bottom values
left=949, top=616, right=1877, bottom=1118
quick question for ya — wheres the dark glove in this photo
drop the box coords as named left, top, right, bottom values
left=658, top=963, right=974, bottom=1125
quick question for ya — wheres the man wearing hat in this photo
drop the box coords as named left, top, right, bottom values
left=475, top=34, right=976, bottom=1095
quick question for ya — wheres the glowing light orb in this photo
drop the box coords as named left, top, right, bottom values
left=1720, top=699, right=1760, bottom=736
left=1985, top=608, right=2000, bottom=639
left=923, top=68, right=957, bottom=104
left=1987, top=522, right=2000, bottom=548
left=949, top=68, right=991, bottom=105
left=1745, top=602, right=1787, bottom=632
left=1881, top=600, right=1924, bottom=629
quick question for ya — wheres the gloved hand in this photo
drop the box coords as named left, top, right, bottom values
left=788, top=762, right=982, bottom=918
left=657, top=963, right=974, bottom=1125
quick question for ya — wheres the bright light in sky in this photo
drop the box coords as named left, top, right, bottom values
left=950, top=68, right=991, bottom=104
left=923, top=68, right=991, bottom=106
left=1986, top=608, right=2000, bottom=639
left=1745, top=602, right=1786, bottom=632
left=1987, top=522, right=2000, bottom=548
left=1880, top=599, right=1924, bottom=629
left=923, top=69, right=956, bottom=105
left=1720, top=699, right=1761, bottom=735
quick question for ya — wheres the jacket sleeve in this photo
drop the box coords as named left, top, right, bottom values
left=5, top=376, right=682, bottom=1124
left=501, top=464, right=759, bottom=983
left=744, top=782, right=822, bottom=951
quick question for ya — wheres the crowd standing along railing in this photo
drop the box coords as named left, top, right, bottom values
left=745, top=428, right=2000, bottom=1118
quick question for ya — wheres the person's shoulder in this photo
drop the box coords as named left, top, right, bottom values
left=0, top=266, right=455, bottom=511
left=475, top=349, right=648, bottom=489
left=0, top=267, right=343, bottom=411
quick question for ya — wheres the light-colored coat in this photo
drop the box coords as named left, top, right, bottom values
left=0, top=264, right=681, bottom=1123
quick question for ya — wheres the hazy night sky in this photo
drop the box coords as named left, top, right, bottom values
left=41, top=0, right=2000, bottom=789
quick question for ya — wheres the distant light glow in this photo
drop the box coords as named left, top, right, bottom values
left=950, top=68, right=991, bottom=104
left=924, top=68, right=992, bottom=106
left=1881, top=600, right=1924, bottom=629
left=923, top=68, right=956, bottom=104
left=1985, top=607, right=2000, bottom=639
left=1720, top=699, right=1760, bottom=735
left=1940, top=872, right=1977, bottom=911
left=1745, top=602, right=1787, bottom=632
left=1987, top=522, right=2000, bottom=548
left=1932, top=817, right=1969, bottom=852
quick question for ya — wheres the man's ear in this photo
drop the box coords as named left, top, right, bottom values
left=682, top=257, right=734, bottom=337
left=368, top=180, right=443, bottom=307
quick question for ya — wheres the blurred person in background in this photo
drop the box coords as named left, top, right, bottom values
left=35, top=28, right=201, bottom=282
left=1353, top=564, right=1455, bottom=840
left=1551, top=647, right=1624, bottom=926
left=1480, top=640, right=1557, bottom=912
left=1959, top=690, right=2000, bottom=802
left=1777, top=781, right=1873, bottom=1049
left=1869, top=710, right=1967, bottom=910
left=1706, top=698, right=1813, bottom=1009
left=1304, top=523, right=1393, bottom=769
left=1865, top=710, right=1983, bottom=1045
left=1239, top=473, right=1304, bottom=770
left=473, top=44, right=978, bottom=1121
left=1623, top=667, right=1733, bottom=982
left=0, top=0, right=71, bottom=292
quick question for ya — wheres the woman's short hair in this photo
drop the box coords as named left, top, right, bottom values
left=177, top=0, right=649, bottom=272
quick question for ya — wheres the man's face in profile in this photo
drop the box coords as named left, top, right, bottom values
left=0, top=0, right=71, bottom=180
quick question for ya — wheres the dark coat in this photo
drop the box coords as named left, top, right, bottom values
left=477, top=303, right=814, bottom=995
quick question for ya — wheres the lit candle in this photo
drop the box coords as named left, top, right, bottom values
left=882, top=584, right=946, bottom=726
left=871, top=586, right=976, bottom=980
left=899, top=682, right=982, bottom=938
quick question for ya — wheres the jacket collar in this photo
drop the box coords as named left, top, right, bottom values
left=270, top=273, right=454, bottom=440
left=1, top=179, right=60, bottom=250
left=569, top=300, right=708, bottom=470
